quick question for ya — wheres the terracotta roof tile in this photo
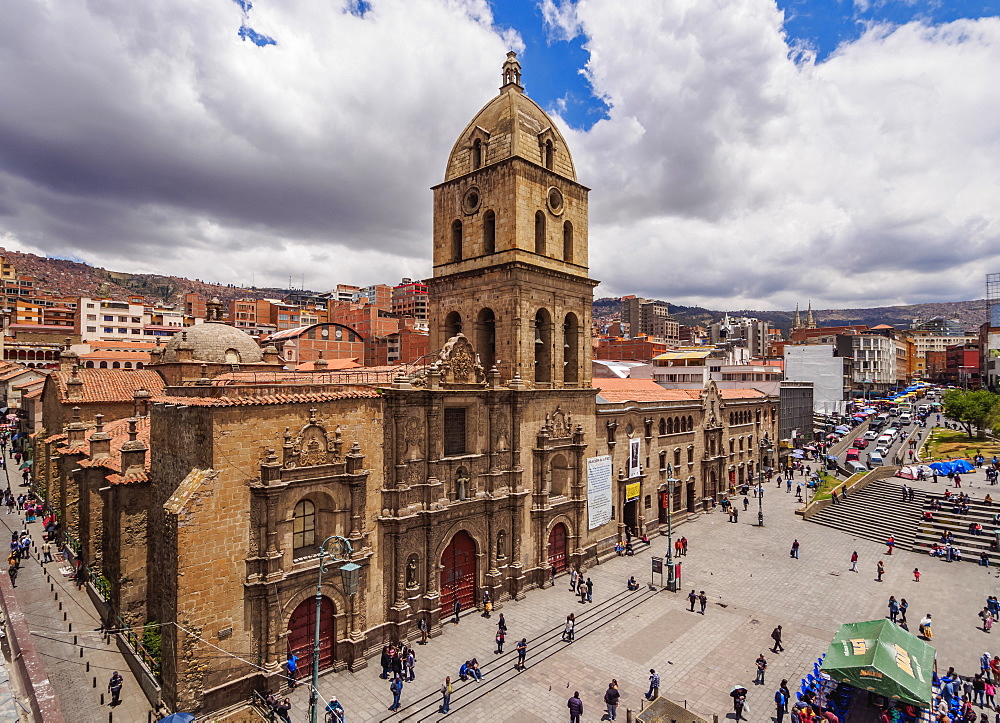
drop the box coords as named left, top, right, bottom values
left=49, top=369, right=165, bottom=404
left=718, top=389, right=767, bottom=399
left=151, top=389, right=380, bottom=407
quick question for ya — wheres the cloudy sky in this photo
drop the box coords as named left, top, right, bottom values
left=1, top=0, right=999, bottom=310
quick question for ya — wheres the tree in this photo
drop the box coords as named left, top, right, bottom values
left=942, top=389, right=999, bottom=437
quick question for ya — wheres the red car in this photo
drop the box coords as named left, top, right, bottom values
left=853, top=438, right=869, bottom=449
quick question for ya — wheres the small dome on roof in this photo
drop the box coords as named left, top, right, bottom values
left=161, top=323, right=263, bottom=364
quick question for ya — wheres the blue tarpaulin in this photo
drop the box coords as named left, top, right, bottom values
left=929, top=459, right=976, bottom=475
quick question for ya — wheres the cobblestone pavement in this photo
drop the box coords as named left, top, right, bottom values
left=292, top=463, right=999, bottom=723
left=0, top=448, right=154, bottom=723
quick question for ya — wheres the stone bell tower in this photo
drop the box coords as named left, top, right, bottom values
left=426, top=52, right=597, bottom=388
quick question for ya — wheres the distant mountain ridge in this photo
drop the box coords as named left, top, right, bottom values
left=1, top=246, right=987, bottom=329
left=0, top=247, right=296, bottom=305
left=593, top=297, right=987, bottom=333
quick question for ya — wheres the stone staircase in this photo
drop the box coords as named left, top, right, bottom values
left=913, top=492, right=1000, bottom=564
left=808, top=478, right=927, bottom=551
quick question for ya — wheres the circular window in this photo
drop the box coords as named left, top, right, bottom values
left=321, top=327, right=329, bottom=338
left=547, top=186, right=564, bottom=215
left=463, top=187, right=481, bottom=214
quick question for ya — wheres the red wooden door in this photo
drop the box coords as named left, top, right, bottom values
left=547, top=523, right=567, bottom=573
left=287, top=597, right=335, bottom=674
left=440, top=531, right=476, bottom=615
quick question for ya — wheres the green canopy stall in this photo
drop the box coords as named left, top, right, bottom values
left=820, top=620, right=935, bottom=708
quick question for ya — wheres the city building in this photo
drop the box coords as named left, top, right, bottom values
left=903, top=317, right=978, bottom=379
left=264, top=323, right=365, bottom=366
left=783, top=343, right=851, bottom=413
left=391, top=278, right=429, bottom=321
left=595, top=335, right=670, bottom=362
left=619, top=296, right=680, bottom=345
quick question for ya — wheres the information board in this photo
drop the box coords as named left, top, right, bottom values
left=586, top=455, right=613, bottom=529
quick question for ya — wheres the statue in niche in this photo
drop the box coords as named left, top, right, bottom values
left=496, top=531, right=506, bottom=560
left=456, top=469, right=470, bottom=501
left=406, top=558, right=418, bottom=589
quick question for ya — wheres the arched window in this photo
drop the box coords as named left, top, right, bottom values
left=476, top=308, right=496, bottom=370
left=563, top=221, right=573, bottom=262
left=99, top=361, right=108, bottom=369
left=293, top=499, right=316, bottom=557
left=673, top=449, right=681, bottom=467
left=136, top=362, right=144, bottom=369
left=563, top=312, right=579, bottom=384
left=86, top=361, right=95, bottom=368
left=124, top=362, right=132, bottom=369
left=534, top=308, right=552, bottom=383
left=472, top=138, right=483, bottom=170
left=659, top=450, right=666, bottom=469
left=739, top=437, right=744, bottom=451
left=687, top=446, right=694, bottom=463
left=658, top=418, right=666, bottom=436
left=483, top=210, right=496, bottom=254
left=686, top=416, right=693, bottom=431
left=544, top=139, right=554, bottom=170
left=667, top=418, right=674, bottom=435
left=534, top=211, right=546, bottom=255
left=112, top=361, right=120, bottom=369
left=444, top=311, right=462, bottom=339
left=451, top=219, right=463, bottom=261
left=729, top=439, right=735, bottom=454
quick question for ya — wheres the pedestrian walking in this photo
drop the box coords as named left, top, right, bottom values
left=7, top=564, right=16, bottom=587
left=755, top=653, right=767, bottom=685
left=913, top=567, right=921, bottom=582
left=646, top=669, right=660, bottom=700
left=775, top=680, right=789, bottom=723
left=498, top=612, right=507, bottom=634
left=699, top=590, right=707, bottom=614
left=731, top=686, right=747, bottom=720
left=886, top=535, right=895, bottom=555
left=688, top=589, right=697, bottom=612
left=439, top=676, right=452, bottom=714
left=586, top=577, right=593, bottom=602
left=771, top=625, right=784, bottom=652
left=562, top=614, right=575, bottom=642
left=108, top=671, right=123, bottom=706
left=285, top=653, right=298, bottom=688
left=495, top=628, right=505, bottom=654
left=568, top=691, right=584, bottom=723
left=681, top=536, right=688, bottom=555
left=877, top=560, right=885, bottom=582
left=453, top=597, right=461, bottom=624
left=570, top=568, right=578, bottom=591
left=604, top=679, right=621, bottom=721
left=515, top=638, right=527, bottom=670
left=418, top=616, right=428, bottom=645
left=850, top=551, right=859, bottom=572
left=389, top=675, right=403, bottom=711
left=900, top=598, right=909, bottom=625
left=790, top=539, right=799, bottom=559
left=578, top=582, right=587, bottom=604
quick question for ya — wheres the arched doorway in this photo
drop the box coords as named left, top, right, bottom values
left=287, top=596, right=335, bottom=675
left=547, top=523, right=568, bottom=573
left=440, top=530, right=476, bottom=615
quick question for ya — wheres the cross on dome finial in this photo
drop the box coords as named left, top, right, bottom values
left=501, top=51, right=522, bottom=92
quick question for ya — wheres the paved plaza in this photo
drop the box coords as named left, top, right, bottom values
left=296, top=464, right=999, bottom=723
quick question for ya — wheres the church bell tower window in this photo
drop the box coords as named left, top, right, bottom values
left=534, top=211, right=546, bottom=255
left=451, top=219, right=463, bottom=261
left=483, top=210, right=496, bottom=254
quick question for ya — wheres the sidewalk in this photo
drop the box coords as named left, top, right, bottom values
left=0, top=447, right=155, bottom=723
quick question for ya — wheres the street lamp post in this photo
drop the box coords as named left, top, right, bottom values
left=758, top=434, right=773, bottom=527
left=309, top=535, right=361, bottom=723
left=665, top=464, right=679, bottom=591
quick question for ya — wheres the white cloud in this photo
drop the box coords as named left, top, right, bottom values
left=0, top=0, right=997, bottom=311
left=560, top=0, right=1000, bottom=308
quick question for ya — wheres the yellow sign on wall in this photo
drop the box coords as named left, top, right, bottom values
left=626, top=482, right=641, bottom=502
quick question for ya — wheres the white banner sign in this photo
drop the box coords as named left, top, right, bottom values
left=628, top=437, right=641, bottom=479
left=587, top=455, right=613, bottom=530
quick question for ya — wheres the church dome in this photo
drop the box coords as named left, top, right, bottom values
left=443, top=52, right=577, bottom=182
left=161, top=322, right=264, bottom=364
